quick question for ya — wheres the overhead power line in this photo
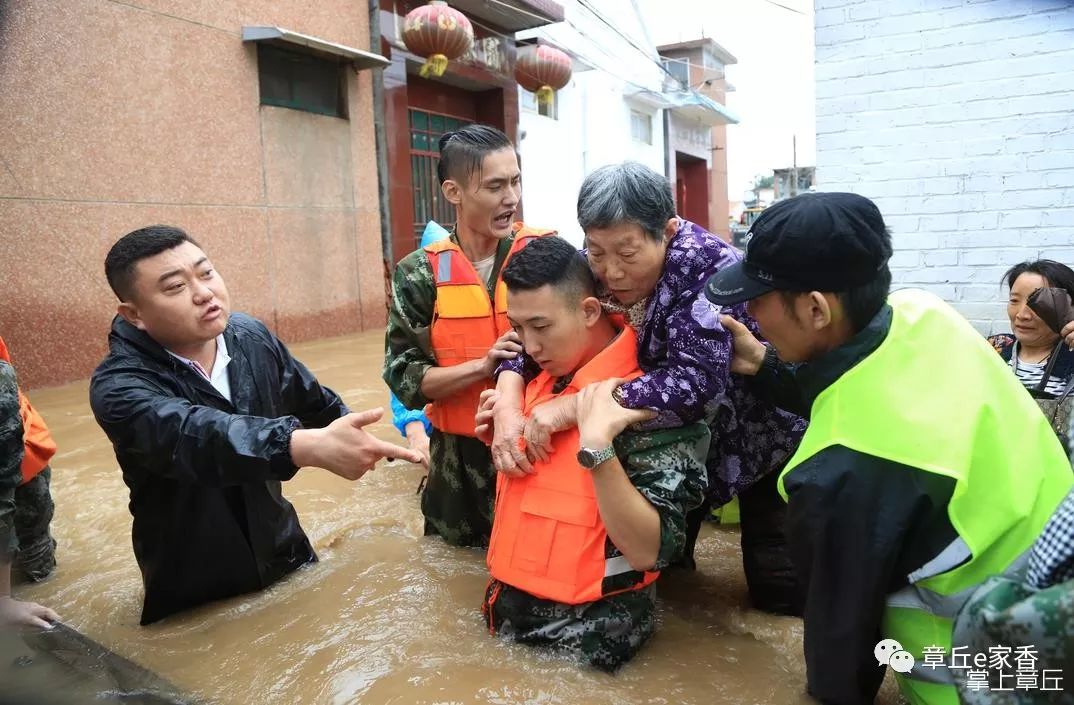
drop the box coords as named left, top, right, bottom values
left=761, top=0, right=806, bottom=15
left=574, top=0, right=675, bottom=79
left=462, top=12, right=664, bottom=96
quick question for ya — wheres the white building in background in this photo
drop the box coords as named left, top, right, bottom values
left=515, top=0, right=664, bottom=245
left=815, top=0, right=1074, bottom=334
left=515, top=0, right=736, bottom=246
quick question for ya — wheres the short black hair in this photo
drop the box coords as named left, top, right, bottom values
left=437, top=124, right=514, bottom=186
left=1003, top=259, right=1074, bottom=300
left=780, top=263, right=892, bottom=333
left=502, top=236, right=596, bottom=306
left=105, top=225, right=199, bottom=302
left=837, top=265, right=892, bottom=332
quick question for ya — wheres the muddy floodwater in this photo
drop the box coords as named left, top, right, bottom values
left=15, top=329, right=902, bottom=704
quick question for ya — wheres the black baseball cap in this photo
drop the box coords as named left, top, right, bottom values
left=705, top=192, right=892, bottom=306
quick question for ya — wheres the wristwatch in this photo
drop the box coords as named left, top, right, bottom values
left=576, top=445, right=615, bottom=469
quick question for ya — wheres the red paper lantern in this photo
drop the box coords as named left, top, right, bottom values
left=515, top=45, right=573, bottom=105
left=401, top=0, right=474, bottom=78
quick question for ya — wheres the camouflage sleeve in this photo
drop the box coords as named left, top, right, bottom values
left=1069, top=408, right=1074, bottom=464
left=614, top=421, right=711, bottom=570
left=0, top=361, right=24, bottom=563
left=383, top=250, right=438, bottom=410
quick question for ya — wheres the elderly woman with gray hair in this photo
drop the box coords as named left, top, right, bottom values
left=481, top=161, right=806, bottom=615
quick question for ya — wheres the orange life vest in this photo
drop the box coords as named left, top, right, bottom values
left=0, top=336, right=57, bottom=484
left=424, top=222, right=555, bottom=437
left=486, top=324, right=660, bottom=604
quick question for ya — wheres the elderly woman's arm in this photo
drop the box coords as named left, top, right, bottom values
left=489, top=353, right=561, bottom=472
left=615, top=288, right=733, bottom=429
left=489, top=289, right=736, bottom=461
left=487, top=371, right=532, bottom=474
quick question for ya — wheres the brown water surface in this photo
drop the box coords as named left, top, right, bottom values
left=17, top=330, right=899, bottom=704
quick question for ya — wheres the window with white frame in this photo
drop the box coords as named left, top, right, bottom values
left=630, top=110, right=653, bottom=144
left=520, top=89, right=558, bottom=119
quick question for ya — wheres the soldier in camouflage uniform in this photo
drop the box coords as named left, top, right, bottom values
left=0, top=360, right=58, bottom=628
left=0, top=363, right=21, bottom=568
left=481, top=237, right=709, bottom=672
left=952, top=418, right=1074, bottom=704
left=0, top=336, right=58, bottom=583
left=13, top=468, right=55, bottom=582
left=384, top=125, right=529, bottom=548
left=483, top=423, right=709, bottom=671
left=386, top=234, right=518, bottom=546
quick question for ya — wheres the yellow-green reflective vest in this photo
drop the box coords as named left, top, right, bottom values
left=778, top=288, right=1073, bottom=705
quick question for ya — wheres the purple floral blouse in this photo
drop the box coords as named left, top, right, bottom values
left=503, top=220, right=805, bottom=504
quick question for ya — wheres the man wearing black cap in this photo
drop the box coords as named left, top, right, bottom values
left=706, top=192, right=1072, bottom=705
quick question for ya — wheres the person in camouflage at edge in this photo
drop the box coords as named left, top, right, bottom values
left=0, top=336, right=59, bottom=583
left=12, top=471, right=55, bottom=582
left=952, top=417, right=1074, bottom=704
left=384, top=124, right=543, bottom=547
left=481, top=237, right=709, bottom=672
left=0, top=360, right=59, bottom=628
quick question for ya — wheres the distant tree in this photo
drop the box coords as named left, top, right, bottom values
left=753, top=174, right=774, bottom=190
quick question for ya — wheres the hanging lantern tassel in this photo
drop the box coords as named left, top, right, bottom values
left=420, top=53, right=450, bottom=78
left=401, top=1, right=474, bottom=80
left=514, top=45, right=573, bottom=108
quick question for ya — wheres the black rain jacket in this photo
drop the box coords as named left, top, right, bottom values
left=752, top=305, right=958, bottom=705
left=89, top=313, right=347, bottom=624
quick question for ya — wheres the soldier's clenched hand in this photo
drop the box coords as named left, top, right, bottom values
left=719, top=314, right=766, bottom=376
left=576, top=379, right=655, bottom=449
left=481, top=331, right=523, bottom=377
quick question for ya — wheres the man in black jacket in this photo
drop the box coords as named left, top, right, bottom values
left=707, top=194, right=1071, bottom=705
left=710, top=196, right=934, bottom=703
left=90, top=225, right=421, bottom=625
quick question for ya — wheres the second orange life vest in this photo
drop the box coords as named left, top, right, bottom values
left=0, top=336, right=57, bottom=484
left=423, top=223, right=554, bottom=437
left=486, top=324, right=659, bottom=604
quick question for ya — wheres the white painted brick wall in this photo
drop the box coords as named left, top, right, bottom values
left=815, top=0, right=1074, bottom=334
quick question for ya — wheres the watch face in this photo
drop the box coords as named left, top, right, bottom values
left=576, top=448, right=596, bottom=467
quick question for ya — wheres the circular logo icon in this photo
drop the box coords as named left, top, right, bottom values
left=889, top=650, right=916, bottom=674
left=874, top=639, right=904, bottom=666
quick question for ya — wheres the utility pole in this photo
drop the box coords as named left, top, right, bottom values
left=791, top=134, right=798, bottom=197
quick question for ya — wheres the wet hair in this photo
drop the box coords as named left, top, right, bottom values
left=1002, top=259, right=1074, bottom=299
left=502, top=236, right=597, bottom=306
left=577, top=161, right=676, bottom=242
left=436, top=124, right=514, bottom=186
left=105, top=225, right=199, bottom=302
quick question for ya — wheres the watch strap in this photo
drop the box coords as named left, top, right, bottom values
left=579, top=444, right=615, bottom=468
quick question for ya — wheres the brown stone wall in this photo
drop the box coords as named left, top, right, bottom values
left=0, top=0, right=384, bottom=388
